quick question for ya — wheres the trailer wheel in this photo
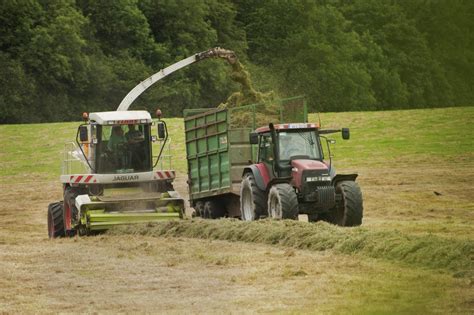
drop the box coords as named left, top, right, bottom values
left=240, top=173, right=266, bottom=221
left=204, top=200, right=225, bottom=219
left=267, top=184, right=298, bottom=220
left=48, top=202, right=65, bottom=238
left=329, top=181, right=363, bottom=226
left=194, top=201, right=204, bottom=217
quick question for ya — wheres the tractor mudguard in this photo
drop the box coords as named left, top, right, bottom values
left=332, top=174, right=358, bottom=186
left=243, top=164, right=270, bottom=191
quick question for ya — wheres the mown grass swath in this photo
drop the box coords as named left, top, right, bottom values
left=110, top=219, right=473, bottom=277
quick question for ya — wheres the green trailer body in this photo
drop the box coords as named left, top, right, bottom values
left=183, top=96, right=307, bottom=217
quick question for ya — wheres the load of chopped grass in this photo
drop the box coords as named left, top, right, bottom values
left=109, top=219, right=473, bottom=278
left=219, top=61, right=280, bottom=128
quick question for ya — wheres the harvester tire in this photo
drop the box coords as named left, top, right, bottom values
left=64, top=187, right=81, bottom=237
left=240, top=173, right=266, bottom=221
left=48, top=202, right=65, bottom=238
left=329, top=181, right=363, bottom=226
left=267, top=184, right=298, bottom=220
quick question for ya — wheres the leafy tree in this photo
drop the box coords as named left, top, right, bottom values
left=341, top=0, right=453, bottom=108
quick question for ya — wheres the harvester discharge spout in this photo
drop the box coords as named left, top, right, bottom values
left=117, top=47, right=237, bottom=111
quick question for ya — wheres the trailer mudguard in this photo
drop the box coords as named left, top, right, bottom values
left=332, top=174, right=358, bottom=186
left=243, top=164, right=270, bottom=191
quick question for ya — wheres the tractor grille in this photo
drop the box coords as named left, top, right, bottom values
left=301, top=170, right=335, bottom=210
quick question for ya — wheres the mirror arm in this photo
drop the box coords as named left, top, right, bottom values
left=319, top=129, right=341, bottom=135
left=153, top=120, right=168, bottom=169
left=320, top=135, right=332, bottom=174
left=75, top=124, right=96, bottom=173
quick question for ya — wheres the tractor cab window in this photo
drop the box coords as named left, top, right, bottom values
left=278, top=130, right=321, bottom=161
left=96, top=124, right=151, bottom=173
left=258, top=133, right=274, bottom=163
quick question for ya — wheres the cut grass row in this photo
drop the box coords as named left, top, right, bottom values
left=111, top=219, right=473, bottom=278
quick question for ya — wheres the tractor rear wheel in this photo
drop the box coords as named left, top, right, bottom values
left=267, top=184, right=298, bottom=220
left=328, top=181, right=363, bottom=226
left=240, top=173, right=266, bottom=221
left=48, top=202, right=65, bottom=238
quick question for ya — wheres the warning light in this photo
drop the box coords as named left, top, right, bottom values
left=156, top=109, right=162, bottom=119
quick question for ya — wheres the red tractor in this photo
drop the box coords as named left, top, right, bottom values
left=240, top=122, right=363, bottom=226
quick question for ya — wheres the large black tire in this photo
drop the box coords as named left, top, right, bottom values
left=204, top=200, right=226, bottom=219
left=267, top=184, right=299, bottom=220
left=48, top=202, right=65, bottom=238
left=194, top=200, right=205, bottom=217
left=64, top=187, right=81, bottom=236
left=240, top=173, right=267, bottom=221
left=328, top=181, right=363, bottom=226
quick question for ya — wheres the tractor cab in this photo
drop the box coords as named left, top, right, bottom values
left=254, top=123, right=322, bottom=161
left=251, top=123, right=327, bottom=179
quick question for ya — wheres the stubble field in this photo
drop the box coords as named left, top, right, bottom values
left=0, top=107, right=473, bottom=313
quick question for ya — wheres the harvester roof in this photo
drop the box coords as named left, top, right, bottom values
left=89, top=110, right=152, bottom=125
left=256, top=123, right=318, bottom=133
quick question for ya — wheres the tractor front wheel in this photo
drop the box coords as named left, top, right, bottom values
left=240, top=173, right=266, bottom=221
left=267, top=184, right=298, bottom=220
left=48, top=202, right=65, bottom=238
left=329, top=181, right=363, bottom=226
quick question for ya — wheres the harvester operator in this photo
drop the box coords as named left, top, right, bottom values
left=125, top=124, right=144, bottom=169
left=107, top=125, right=129, bottom=169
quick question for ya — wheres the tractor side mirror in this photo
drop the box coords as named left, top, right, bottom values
left=249, top=132, right=259, bottom=145
left=157, top=122, right=166, bottom=140
left=342, top=128, right=350, bottom=140
left=79, top=126, right=88, bottom=142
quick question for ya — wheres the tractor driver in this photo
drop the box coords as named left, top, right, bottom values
left=279, top=133, right=301, bottom=160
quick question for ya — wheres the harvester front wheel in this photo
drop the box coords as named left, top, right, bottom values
left=48, top=202, right=65, bottom=238
left=329, top=181, right=363, bottom=226
left=64, top=187, right=81, bottom=237
left=240, top=173, right=266, bottom=221
left=267, top=184, right=298, bottom=220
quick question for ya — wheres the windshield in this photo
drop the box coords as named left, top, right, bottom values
left=96, top=124, right=151, bottom=173
left=278, top=130, right=321, bottom=160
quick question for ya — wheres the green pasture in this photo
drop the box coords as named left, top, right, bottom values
left=0, top=106, right=472, bottom=179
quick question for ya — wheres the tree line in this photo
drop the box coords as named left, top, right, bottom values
left=1, top=0, right=473, bottom=123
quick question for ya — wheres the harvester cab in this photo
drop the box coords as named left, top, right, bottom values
left=47, top=109, right=184, bottom=238
left=241, top=122, right=363, bottom=226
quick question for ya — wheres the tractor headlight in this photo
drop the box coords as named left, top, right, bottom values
left=306, top=176, right=331, bottom=182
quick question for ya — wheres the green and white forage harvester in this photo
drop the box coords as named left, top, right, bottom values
left=47, top=47, right=237, bottom=238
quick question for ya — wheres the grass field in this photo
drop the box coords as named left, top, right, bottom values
left=0, top=107, right=473, bottom=313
